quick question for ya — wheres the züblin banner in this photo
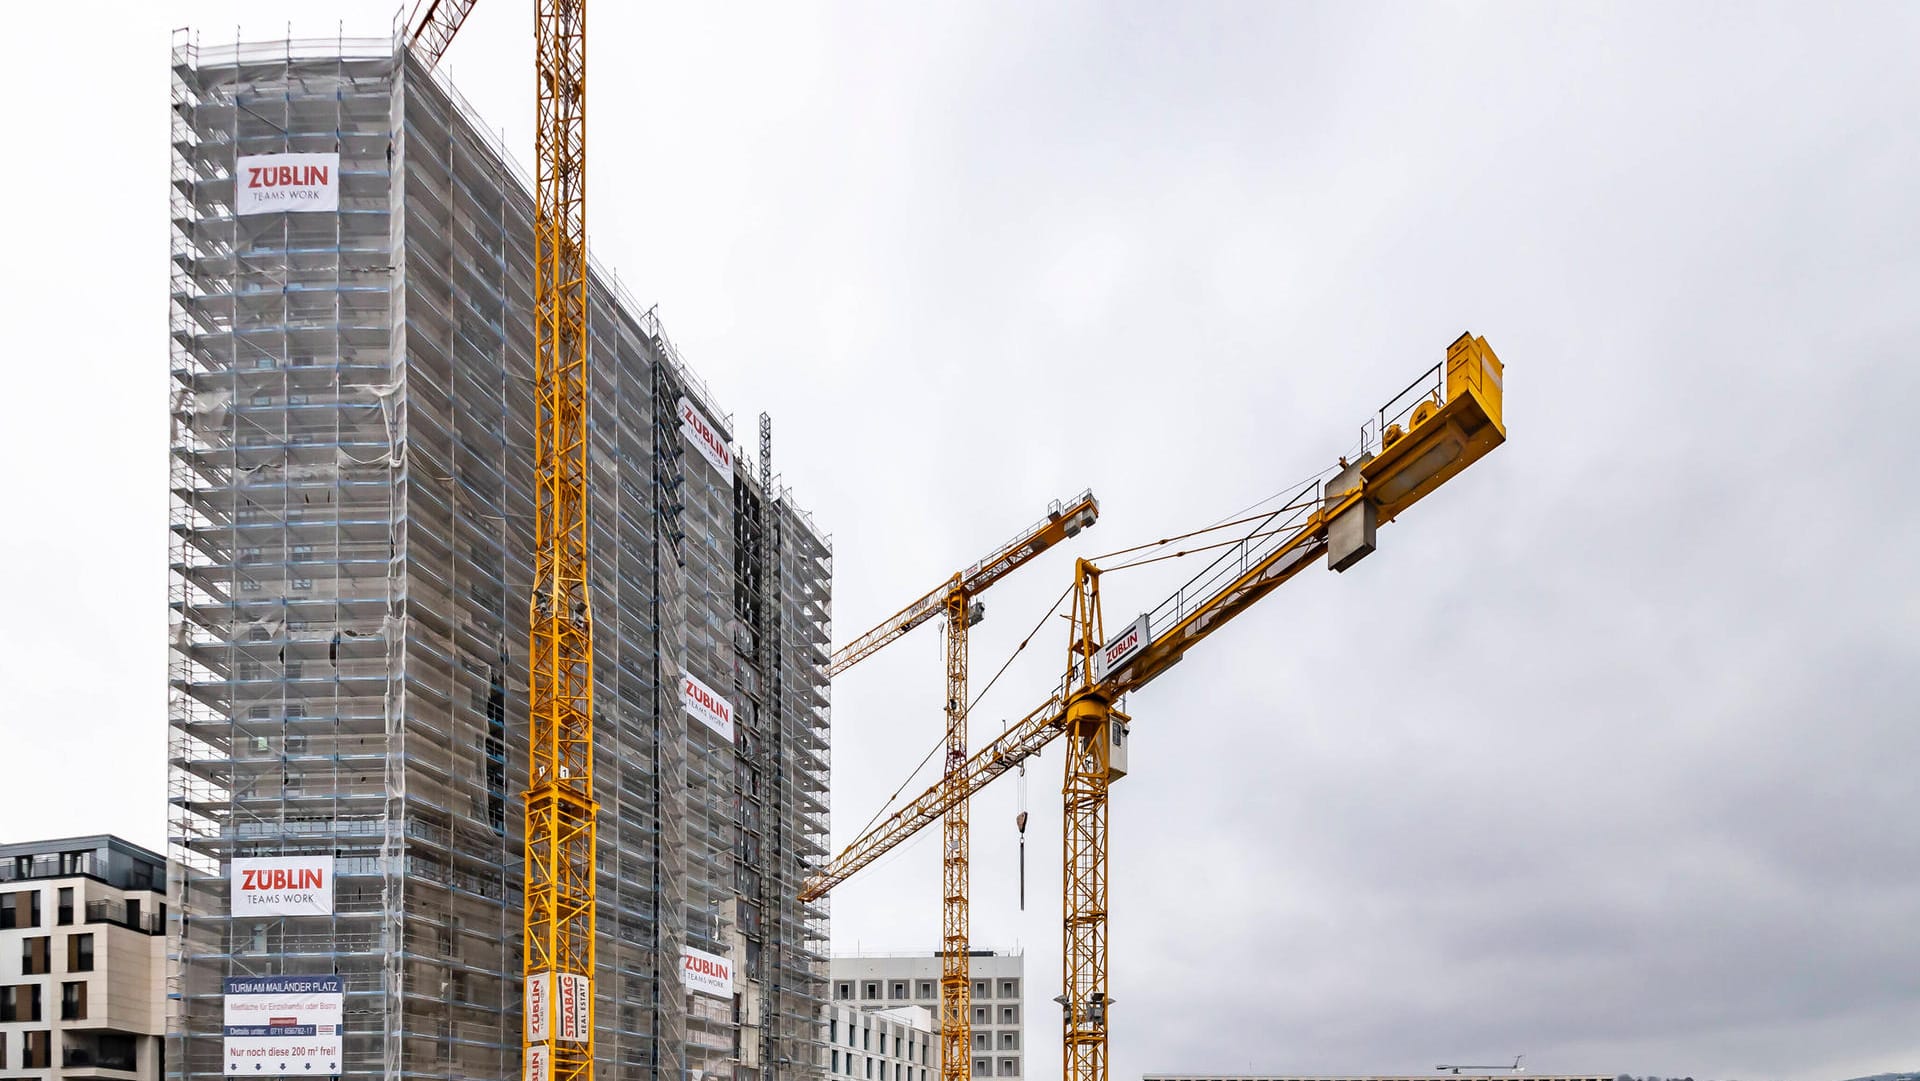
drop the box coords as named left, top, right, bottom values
left=676, top=396, right=734, bottom=485
left=231, top=856, right=334, bottom=916
left=680, top=671, right=735, bottom=743
left=236, top=153, right=340, bottom=216
left=680, top=946, right=734, bottom=999
left=223, top=975, right=342, bottom=1075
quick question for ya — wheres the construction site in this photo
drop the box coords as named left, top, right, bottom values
left=165, top=26, right=830, bottom=1081
left=164, top=9, right=1506, bottom=1081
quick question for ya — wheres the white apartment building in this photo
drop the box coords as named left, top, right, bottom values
left=830, top=953, right=1024, bottom=1081
left=824, top=1005, right=934, bottom=1081
left=0, top=836, right=167, bottom=1080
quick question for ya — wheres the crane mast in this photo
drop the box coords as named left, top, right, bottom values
left=404, top=3, right=596, bottom=1079
left=940, top=597, right=970, bottom=1081
left=526, top=2, right=591, bottom=1081
left=802, top=334, right=1508, bottom=1081
left=527, top=3, right=594, bottom=1081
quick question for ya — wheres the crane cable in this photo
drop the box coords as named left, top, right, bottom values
left=1015, top=760, right=1028, bottom=911
left=1085, top=467, right=1336, bottom=566
left=840, top=476, right=1330, bottom=847
left=840, top=578, right=1077, bottom=848
left=1100, top=510, right=1313, bottom=574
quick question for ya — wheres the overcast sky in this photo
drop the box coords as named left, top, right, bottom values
left=2, top=3, right=1916, bottom=1079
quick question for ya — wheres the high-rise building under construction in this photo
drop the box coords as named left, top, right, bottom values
left=165, top=31, right=831, bottom=1081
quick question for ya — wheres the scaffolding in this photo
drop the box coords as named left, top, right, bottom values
left=167, top=29, right=830, bottom=1081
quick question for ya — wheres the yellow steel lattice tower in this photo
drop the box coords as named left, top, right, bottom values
left=526, top=3, right=596, bottom=1081
left=1060, top=561, right=1115, bottom=1081
left=403, top=2, right=598, bottom=1076
left=940, top=595, right=971, bottom=1081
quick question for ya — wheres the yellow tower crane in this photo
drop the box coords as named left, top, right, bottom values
left=407, top=4, right=594, bottom=1081
left=802, top=333, right=1508, bottom=1081
left=831, top=491, right=1100, bottom=1081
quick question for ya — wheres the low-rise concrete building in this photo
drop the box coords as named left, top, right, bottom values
left=831, top=952, right=1025, bottom=1081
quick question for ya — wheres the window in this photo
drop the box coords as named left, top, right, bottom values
left=972, top=980, right=990, bottom=999
left=69, top=933, right=94, bottom=972
left=917, top=980, right=935, bottom=999
left=2, top=984, right=43, bottom=1022
left=890, top=980, right=907, bottom=1000
left=61, top=981, right=87, bottom=1021
left=249, top=705, right=271, bottom=720
left=971, top=1006, right=988, bottom=1025
left=833, top=1052, right=841, bottom=1073
left=57, top=888, right=74, bottom=926
left=836, top=982, right=853, bottom=1001
left=830, top=1019, right=838, bottom=1042
left=24, top=1029, right=51, bottom=1070
left=999, top=1006, right=1018, bottom=1024
left=972, top=1033, right=990, bottom=1051
left=896, top=1065, right=902, bottom=1081
left=240, top=577, right=263, bottom=593
left=893, top=1036, right=902, bottom=1056
left=999, top=1033, right=1018, bottom=1050
left=999, top=1060, right=1018, bottom=1077
left=291, top=577, right=314, bottom=591
left=866, top=1059, right=873, bottom=1080
left=863, top=1027, right=871, bottom=1050
left=238, top=660, right=261, bottom=679
left=286, top=661, right=303, bottom=679
left=0, top=891, right=39, bottom=929
left=973, top=1060, right=990, bottom=1077
left=22, top=936, right=50, bottom=975
left=999, top=980, right=1018, bottom=999
left=863, top=981, right=880, bottom=1001
left=286, top=704, right=306, bottom=720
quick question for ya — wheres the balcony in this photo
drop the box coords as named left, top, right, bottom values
left=63, top=1047, right=140, bottom=1074
left=87, top=899, right=166, bottom=936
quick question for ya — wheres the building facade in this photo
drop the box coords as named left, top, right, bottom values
left=828, top=954, right=1023, bottom=1081
left=166, top=31, right=831, bottom=1081
left=0, top=836, right=168, bottom=1080
left=823, top=1006, right=933, bottom=1081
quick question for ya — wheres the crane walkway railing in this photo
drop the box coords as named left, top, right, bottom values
left=1139, top=481, right=1321, bottom=648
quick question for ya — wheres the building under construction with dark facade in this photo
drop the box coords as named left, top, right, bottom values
left=166, top=31, right=830, bottom=1081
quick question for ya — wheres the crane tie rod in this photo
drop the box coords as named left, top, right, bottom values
left=1100, top=516, right=1307, bottom=574
left=1084, top=474, right=1330, bottom=564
